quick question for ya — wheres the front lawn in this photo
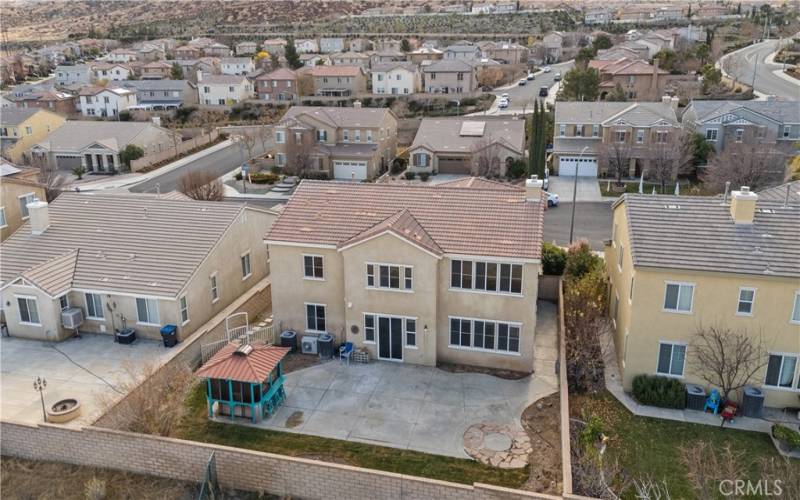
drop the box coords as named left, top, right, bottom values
left=175, top=384, right=529, bottom=488
left=571, top=391, right=797, bottom=499
left=598, top=180, right=708, bottom=197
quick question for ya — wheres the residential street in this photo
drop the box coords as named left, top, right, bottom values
left=478, top=60, right=574, bottom=116
left=720, top=39, right=800, bottom=99
left=543, top=201, right=613, bottom=251
left=129, top=139, right=271, bottom=193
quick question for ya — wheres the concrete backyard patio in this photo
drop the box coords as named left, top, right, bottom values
left=214, top=301, right=560, bottom=459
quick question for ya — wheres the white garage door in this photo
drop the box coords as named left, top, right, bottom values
left=559, top=156, right=598, bottom=177
left=333, top=160, right=368, bottom=180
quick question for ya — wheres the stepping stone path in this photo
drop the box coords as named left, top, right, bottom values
left=271, top=176, right=298, bottom=193
left=463, top=422, right=532, bottom=469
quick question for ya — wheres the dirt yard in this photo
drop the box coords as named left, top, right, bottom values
left=520, top=393, right=562, bottom=494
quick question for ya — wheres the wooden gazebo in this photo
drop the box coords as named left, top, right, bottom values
left=195, top=343, right=290, bottom=423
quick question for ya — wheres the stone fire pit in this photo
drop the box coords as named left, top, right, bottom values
left=463, top=422, right=532, bottom=468
left=46, top=398, right=82, bottom=423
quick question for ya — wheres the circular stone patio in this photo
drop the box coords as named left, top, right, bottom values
left=463, top=422, right=532, bottom=468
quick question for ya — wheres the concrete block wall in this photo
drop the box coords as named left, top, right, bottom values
left=1, top=421, right=564, bottom=500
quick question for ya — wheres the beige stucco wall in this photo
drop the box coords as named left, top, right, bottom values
left=268, top=234, right=541, bottom=371
left=0, top=179, right=46, bottom=241
left=607, top=202, right=800, bottom=408
left=2, top=110, right=66, bottom=163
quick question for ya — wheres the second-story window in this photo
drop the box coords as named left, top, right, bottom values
left=656, top=130, right=669, bottom=143
left=317, top=129, right=327, bottom=142
left=736, top=287, right=755, bottom=315
left=303, top=255, right=324, bottom=279
left=706, top=129, right=718, bottom=141
left=366, top=263, right=412, bottom=291
left=343, top=129, right=349, bottom=142
left=635, top=130, right=645, bottom=144
left=615, top=131, right=626, bottom=143
left=783, top=125, right=791, bottom=138
left=575, top=124, right=583, bottom=137
left=276, top=130, right=285, bottom=143
left=663, top=282, right=694, bottom=313
left=592, top=124, right=600, bottom=137
left=559, top=124, right=566, bottom=137
left=366, top=130, right=373, bottom=142
left=735, top=129, right=744, bottom=142
left=451, top=260, right=522, bottom=295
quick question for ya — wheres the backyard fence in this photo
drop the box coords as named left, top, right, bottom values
left=200, top=324, right=276, bottom=364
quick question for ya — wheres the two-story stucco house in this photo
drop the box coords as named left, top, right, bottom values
left=681, top=99, right=800, bottom=157
left=120, top=79, right=196, bottom=110
left=319, top=37, right=346, bottom=54
left=295, top=39, right=320, bottom=54
left=407, top=117, right=525, bottom=176
left=197, top=74, right=253, bottom=106
left=91, top=63, right=133, bottom=82
left=371, top=62, right=421, bottom=95
left=0, top=162, right=47, bottom=241
left=552, top=99, right=680, bottom=177
left=298, top=65, right=367, bottom=97
left=266, top=177, right=546, bottom=372
left=273, top=104, right=397, bottom=180
left=55, top=64, right=92, bottom=87
left=255, top=68, right=299, bottom=103
left=78, top=86, right=137, bottom=118
left=1, top=108, right=66, bottom=163
left=422, top=60, right=477, bottom=94
left=443, top=43, right=481, bottom=61
left=0, top=193, right=277, bottom=342
left=330, top=52, right=371, bottom=70
left=605, top=186, right=800, bottom=409
left=220, top=57, right=256, bottom=76
left=590, top=58, right=670, bottom=101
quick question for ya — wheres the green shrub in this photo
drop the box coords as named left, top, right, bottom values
left=541, top=242, right=567, bottom=275
left=250, top=172, right=280, bottom=184
left=404, top=171, right=416, bottom=180
left=299, top=171, right=329, bottom=180
left=773, top=424, right=800, bottom=448
left=419, top=172, right=430, bottom=182
left=632, top=375, right=686, bottom=409
left=506, top=159, right=527, bottom=179
left=392, top=158, right=407, bottom=174
left=564, top=240, right=603, bottom=279
left=234, top=172, right=243, bottom=181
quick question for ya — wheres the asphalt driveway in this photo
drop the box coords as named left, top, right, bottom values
left=547, top=176, right=602, bottom=203
left=237, top=302, right=559, bottom=458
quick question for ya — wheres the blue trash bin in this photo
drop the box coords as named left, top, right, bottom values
left=160, top=324, right=178, bottom=347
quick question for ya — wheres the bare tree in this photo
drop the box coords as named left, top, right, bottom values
left=598, top=140, right=632, bottom=186
left=477, top=66, right=504, bottom=88
left=33, top=158, right=66, bottom=202
left=688, top=324, right=768, bottom=400
left=720, top=53, right=743, bottom=86
left=680, top=442, right=747, bottom=500
left=177, top=170, right=224, bottom=201
left=703, top=144, right=787, bottom=193
left=254, top=121, right=273, bottom=154
left=236, top=129, right=259, bottom=163
left=646, top=131, right=694, bottom=193
left=297, top=73, right=314, bottom=97
left=471, top=139, right=502, bottom=178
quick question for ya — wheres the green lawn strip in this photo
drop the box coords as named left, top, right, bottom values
left=579, top=392, right=793, bottom=499
left=176, top=384, right=529, bottom=488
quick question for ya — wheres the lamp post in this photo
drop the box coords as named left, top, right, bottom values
left=33, top=377, right=47, bottom=422
left=568, top=146, right=589, bottom=245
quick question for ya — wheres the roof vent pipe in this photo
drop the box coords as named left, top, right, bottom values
left=723, top=181, right=731, bottom=204
left=785, top=183, right=791, bottom=208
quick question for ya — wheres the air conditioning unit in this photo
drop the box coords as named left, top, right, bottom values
left=61, top=307, right=84, bottom=329
left=301, top=335, right=318, bottom=355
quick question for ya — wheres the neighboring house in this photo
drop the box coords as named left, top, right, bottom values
left=78, top=86, right=137, bottom=118
left=407, top=117, right=525, bottom=176
left=0, top=193, right=277, bottom=342
left=103, top=48, right=139, bottom=63
left=0, top=162, right=46, bottom=241
left=91, top=63, right=133, bottom=82
left=298, top=65, right=367, bottom=97
left=295, top=39, right=319, bottom=54
left=443, top=43, right=480, bottom=61
left=174, top=45, right=203, bottom=60
left=409, top=47, right=444, bottom=64
left=170, top=58, right=222, bottom=83
left=596, top=43, right=650, bottom=62
left=618, top=7, right=654, bottom=22
left=654, top=6, right=686, bottom=22
left=10, top=90, right=78, bottom=117
left=695, top=4, right=729, bottom=18
left=121, top=79, right=196, bottom=110
left=495, top=2, right=517, bottom=14
left=589, top=57, right=670, bottom=101
left=349, top=38, right=372, bottom=52
left=681, top=100, right=800, bottom=155
left=28, top=121, right=179, bottom=173
left=625, top=29, right=645, bottom=41
left=55, top=64, right=92, bottom=86
left=140, top=61, right=173, bottom=80
left=137, top=43, right=166, bottom=62
left=542, top=32, right=564, bottom=63
left=371, top=62, right=421, bottom=95
left=552, top=99, right=680, bottom=177
left=273, top=104, right=397, bottom=180
left=262, top=38, right=288, bottom=56
left=584, top=7, right=612, bottom=25
left=370, top=50, right=406, bottom=67
left=255, top=68, right=299, bottom=103
left=375, top=39, right=403, bottom=52
left=221, top=57, right=256, bottom=75
left=0, top=108, right=66, bottom=163
left=266, top=177, right=546, bottom=371
left=300, top=54, right=329, bottom=67
left=481, top=41, right=529, bottom=65
left=605, top=190, right=799, bottom=409
left=330, top=51, right=371, bottom=70
left=197, top=74, right=253, bottom=106
left=422, top=59, right=477, bottom=94
left=236, top=41, right=258, bottom=56
left=204, top=43, right=231, bottom=57
left=319, top=37, right=346, bottom=54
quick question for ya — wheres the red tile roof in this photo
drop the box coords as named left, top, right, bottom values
left=434, top=176, right=517, bottom=190
left=266, top=180, right=545, bottom=260
left=301, top=65, right=363, bottom=77
left=341, top=208, right=443, bottom=256
left=195, top=344, right=290, bottom=383
left=589, top=57, right=668, bottom=75
left=256, top=67, right=297, bottom=81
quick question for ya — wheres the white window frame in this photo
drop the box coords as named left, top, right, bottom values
left=662, top=281, right=694, bottom=314
left=363, top=313, right=376, bottom=344
left=450, top=259, right=523, bottom=296
left=0, top=207, right=6, bottom=228
left=635, top=129, right=645, bottom=144
left=791, top=292, right=800, bottom=325
left=705, top=128, right=718, bottom=141
left=559, top=124, right=566, bottom=137
left=405, top=318, right=417, bottom=348
left=59, top=294, right=69, bottom=310
left=16, top=295, right=41, bottom=326
left=763, top=353, right=799, bottom=390
left=240, top=251, right=252, bottom=280
left=736, top=287, right=756, bottom=316
left=592, top=124, right=599, bottom=137
left=210, top=272, right=219, bottom=303
left=447, top=315, right=522, bottom=356
left=18, top=192, right=36, bottom=220
left=136, top=297, right=160, bottom=326
left=617, top=244, right=624, bottom=271
left=85, top=293, right=104, bottom=320
left=365, top=262, right=413, bottom=292
left=304, top=302, right=327, bottom=333
left=302, top=254, right=325, bottom=280
left=275, top=130, right=285, bottom=143
left=735, top=128, right=744, bottom=142
left=179, top=295, right=189, bottom=325
left=656, top=341, right=687, bottom=378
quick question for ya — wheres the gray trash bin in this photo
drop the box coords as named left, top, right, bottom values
left=318, top=333, right=334, bottom=359
left=686, top=384, right=707, bottom=411
left=280, top=330, right=298, bottom=353
left=742, top=385, right=765, bottom=417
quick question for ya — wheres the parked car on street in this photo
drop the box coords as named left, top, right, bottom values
left=553, top=72, right=561, bottom=81
left=539, top=86, right=548, bottom=97
left=546, top=191, right=559, bottom=207
left=543, top=66, right=551, bottom=73
left=527, top=72, right=535, bottom=80
left=498, top=98, right=509, bottom=109
left=518, top=78, right=526, bottom=86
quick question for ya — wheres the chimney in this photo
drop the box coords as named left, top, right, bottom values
left=353, top=100, right=362, bottom=108
left=729, top=186, right=757, bottom=224
left=661, top=95, right=671, bottom=105
left=196, top=69, right=203, bottom=82
left=28, top=200, right=50, bottom=235
left=525, top=175, right=544, bottom=201
left=670, top=96, right=679, bottom=112
left=151, top=116, right=161, bottom=127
